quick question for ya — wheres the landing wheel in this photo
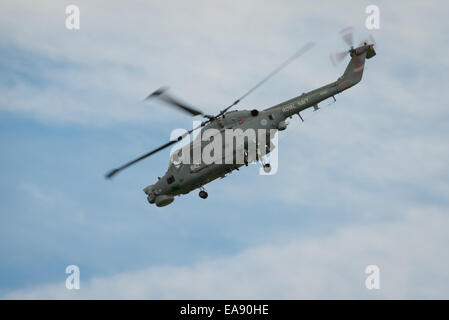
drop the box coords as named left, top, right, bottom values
left=263, top=163, right=271, bottom=173
left=199, top=190, right=208, bottom=199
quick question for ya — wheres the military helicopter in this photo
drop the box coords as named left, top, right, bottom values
left=106, top=29, right=376, bottom=207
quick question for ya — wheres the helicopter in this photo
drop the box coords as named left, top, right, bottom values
left=106, top=29, right=376, bottom=207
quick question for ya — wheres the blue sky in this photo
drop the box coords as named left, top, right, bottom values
left=1, top=0, right=449, bottom=298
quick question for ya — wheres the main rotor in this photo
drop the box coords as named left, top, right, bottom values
left=105, top=42, right=315, bottom=179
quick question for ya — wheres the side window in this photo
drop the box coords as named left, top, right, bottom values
left=167, top=175, right=175, bottom=184
left=190, top=163, right=202, bottom=172
left=268, top=114, right=274, bottom=120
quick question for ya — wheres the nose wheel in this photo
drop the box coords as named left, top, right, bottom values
left=263, top=163, right=271, bottom=173
left=258, top=153, right=271, bottom=173
left=199, top=189, right=208, bottom=199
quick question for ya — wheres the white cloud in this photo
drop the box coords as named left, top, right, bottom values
left=20, top=182, right=53, bottom=205
left=3, top=0, right=447, bottom=125
left=5, top=206, right=449, bottom=299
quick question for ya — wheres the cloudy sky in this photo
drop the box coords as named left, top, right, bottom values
left=1, top=0, right=448, bottom=299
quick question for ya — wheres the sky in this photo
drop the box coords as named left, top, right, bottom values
left=1, top=0, right=449, bottom=299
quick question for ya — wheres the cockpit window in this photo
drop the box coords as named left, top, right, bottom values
left=170, top=160, right=181, bottom=169
left=167, top=175, right=175, bottom=184
left=169, top=149, right=183, bottom=169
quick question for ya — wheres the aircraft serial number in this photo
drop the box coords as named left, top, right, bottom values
left=224, top=304, right=269, bottom=315
left=281, top=97, right=309, bottom=113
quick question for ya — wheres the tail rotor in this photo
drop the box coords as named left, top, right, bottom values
left=340, top=26, right=354, bottom=48
left=330, top=50, right=349, bottom=66
left=330, top=27, right=376, bottom=66
left=359, top=34, right=376, bottom=48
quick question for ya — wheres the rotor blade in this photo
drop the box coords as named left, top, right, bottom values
left=105, top=140, right=177, bottom=179
left=359, top=34, right=376, bottom=47
left=107, top=42, right=316, bottom=179
left=218, top=41, right=316, bottom=116
left=340, top=27, right=354, bottom=47
left=144, top=87, right=204, bottom=117
left=330, top=50, right=349, bottom=66
left=105, top=122, right=205, bottom=179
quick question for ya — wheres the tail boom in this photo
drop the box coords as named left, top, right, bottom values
left=265, top=43, right=375, bottom=119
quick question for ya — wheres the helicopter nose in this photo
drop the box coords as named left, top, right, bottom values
left=143, top=185, right=157, bottom=204
left=143, top=184, right=154, bottom=195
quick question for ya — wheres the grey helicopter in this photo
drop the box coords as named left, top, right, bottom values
left=106, top=29, right=376, bottom=207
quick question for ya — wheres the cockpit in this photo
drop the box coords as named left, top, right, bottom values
left=169, top=148, right=183, bottom=170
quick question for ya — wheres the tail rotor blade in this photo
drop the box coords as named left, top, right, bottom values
left=340, top=27, right=354, bottom=47
left=330, top=50, right=349, bottom=66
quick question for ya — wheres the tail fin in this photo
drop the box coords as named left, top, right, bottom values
left=339, top=52, right=367, bottom=89
left=337, top=45, right=375, bottom=91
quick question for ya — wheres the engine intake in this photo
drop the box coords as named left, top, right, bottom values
left=277, top=120, right=287, bottom=131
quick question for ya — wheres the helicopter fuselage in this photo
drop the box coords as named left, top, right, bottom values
left=142, top=44, right=376, bottom=206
